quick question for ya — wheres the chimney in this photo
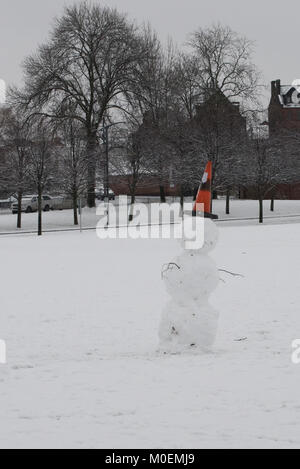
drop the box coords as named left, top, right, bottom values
left=271, top=79, right=281, bottom=98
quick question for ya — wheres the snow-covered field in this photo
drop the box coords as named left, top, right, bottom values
left=0, top=199, right=300, bottom=234
left=0, top=220, right=300, bottom=449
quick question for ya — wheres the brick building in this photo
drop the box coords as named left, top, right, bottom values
left=269, top=79, right=300, bottom=134
left=194, top=88, right=247, bottom=136
left=109, top=175, right=179, bottom=198
left=268, top=79, right=300, bottom=199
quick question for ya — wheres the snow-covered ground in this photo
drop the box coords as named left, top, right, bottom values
left=0, top=199, right=300, bottom=234
left=0, top=221, right=300, bottom=449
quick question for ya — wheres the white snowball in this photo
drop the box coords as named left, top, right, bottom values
left=163, top=252, right=219, bottom=303
left=159, top=300, right=219, bottom=351
left=181, top=218, right=218, bottom=253
left=159, top=219, right=219, bottom=352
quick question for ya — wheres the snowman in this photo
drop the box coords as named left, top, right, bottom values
left=159, top=218, right=219, bottom=352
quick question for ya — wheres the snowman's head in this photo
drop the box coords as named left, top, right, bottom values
left=181, top=218, right=218, bottom=253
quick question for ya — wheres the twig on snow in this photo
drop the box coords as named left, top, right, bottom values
left=161, top=262, right=181, bottom=279
left=219, top=269, right=244, bottom=278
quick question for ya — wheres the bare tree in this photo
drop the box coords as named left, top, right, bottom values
left=0, top=108, right=10, bottom=198
left=189, top=24, right=260, bottom=102
left=190, top=89, right=248, bottom=207
left=124, top=28, right=178, bottom=201
left=111, top=127, right=144, bottom=198
left=0, top=109, right=32, bottom=228
left=10, top=2, right=144, bottom=208
left=57, top=118, right=88, bottom=225
left=244, top=122, right=289, bottom=223
left=27, top=121, right=58, bottom=235
left=157, top=112, right=204, bottom=209
left=172, top=53, right=203, bottom=120
left=168, top=24, right=260, bottom=210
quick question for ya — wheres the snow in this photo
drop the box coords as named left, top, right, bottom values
left=0, top=221, right=300, bottom=448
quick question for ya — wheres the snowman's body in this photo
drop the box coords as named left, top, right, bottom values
left=159, top=219, right=219, bottom=352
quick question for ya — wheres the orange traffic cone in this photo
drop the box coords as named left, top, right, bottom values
left=192, top=162, right=218, bottom=219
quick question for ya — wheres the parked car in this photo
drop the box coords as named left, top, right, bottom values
left=51, top=195, right=86, bottom=210
left=11, top=195, right=86, bottom=214
left=96, top=189, right=115, bottom=201
left=12, top=195, right=53, bottom=214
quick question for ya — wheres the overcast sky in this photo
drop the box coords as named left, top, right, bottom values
left=1, top=0, right=300, bottom=105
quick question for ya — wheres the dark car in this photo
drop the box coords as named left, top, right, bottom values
left=96, top=189, right=115, bottom=201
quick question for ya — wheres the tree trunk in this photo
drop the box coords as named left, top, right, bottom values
left=86, top=133, right=97, bottom=208
left=129, top=194, right=135, bottom=222
left=226, top=189, right=230, bottom=215
left=73, top=193, right=79, bottom=226
left=38, top=189, right=43, bottom=236
left=180, top=185, right=184, bottom=217
left=180, top=185, right=184, bottom=209
left=270, top=197, right=275, bottom=212
left=259, top=197, right=264, bottom=224
left=160, top=185, right=166, bottom=203
left=17, top=191, right=22, bottom=229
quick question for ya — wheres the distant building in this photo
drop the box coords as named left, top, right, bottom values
left=269, top=79, right=300, bottom=134
left=268, top=79, right=300, bottom=199
left=194, top=88, right=247, bottom=136
left=109, top=175, right=179, bottom=198
left=110, top=90, right=247, bottom=198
